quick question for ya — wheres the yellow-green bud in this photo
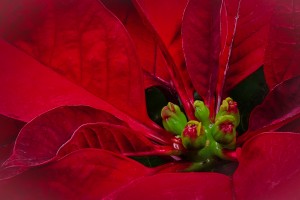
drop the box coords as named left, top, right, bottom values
left=194, top=100, right=210, bottom=126
left=161, top=102, right=187, bottom=135
left=212, top=115, right=236, bottom=146
left=216, top=97, right=240, bottom=125
left=181, top=120, right=206, bottom=149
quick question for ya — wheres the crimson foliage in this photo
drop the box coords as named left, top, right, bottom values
left=0, top=0, right=299, bottom=199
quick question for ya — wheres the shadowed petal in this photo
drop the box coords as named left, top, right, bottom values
left=238, top=76, right=300, bottom=143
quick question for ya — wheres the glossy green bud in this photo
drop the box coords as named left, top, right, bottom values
left=181, top=120, right=206, bottom=149
left=161, top=102, right=187, bottom=135
left=216, top=97, right=240, bottom=126
left=194, top=100, right=210, bottom=126
left=212, top=115, right=236, bottom=146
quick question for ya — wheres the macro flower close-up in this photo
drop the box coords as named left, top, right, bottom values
left=0, top=0, right=300, bottom=199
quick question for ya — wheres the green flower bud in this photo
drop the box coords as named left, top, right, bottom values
left=216, top=97, right=240, bottom=125
left=161, top=102, right=187, bottom=135
left=181, top=120, right=206, bottom=149
left=212, top=115, right=236, bottom=146
left=194, top=100, right=210, bottom=126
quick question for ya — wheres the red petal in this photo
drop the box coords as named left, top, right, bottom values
left=182, top=0, right=221, bottom=113
left=1, top=106, right=125, bottom=179
left=183, top=0, right=272, bottom=113
left=220, top=0, right=272, bottom=92
left=0, top=149, right=149, bottom=199
left=0, top=40, right=122, bottom=123
left=107, top=172, right=233, bottom=199
left=234, top=132, right=300, bottom=200
left=57, top=122, right=174, bottom=158
left=0, top=39, right=171, bottom=144
left=238, top=76, right=300, bottom=144
left=0, top=0, right=148, bottom=123
left=264, top=0, right=300, bottom=89
left=133, top=0, right=188, bottom=46
left=133, top=0, right=195, bottom=119
left=101, top=0, right=172, bottom=89
left=217, top=0, right=272, bottom=107
left=134, top=0, right=188, bottom=81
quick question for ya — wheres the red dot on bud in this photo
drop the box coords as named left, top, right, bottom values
left=228, top=100, right=238, bottom=113
left=219, top=122, right=234, bottom=134
left=183, top=124, right=198, bottom=138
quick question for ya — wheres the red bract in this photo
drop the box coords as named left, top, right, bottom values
left=0, top=0, right=299, bottom=199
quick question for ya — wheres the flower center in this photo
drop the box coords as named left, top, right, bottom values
left=161, top=97, right=240, bottom=171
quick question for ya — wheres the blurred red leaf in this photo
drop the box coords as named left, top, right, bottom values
left=133, top=0, right=189, bottom=72
left=234, top=132, right=300, bottom=200
left=0, top=0, right=148, bottom=123
left=134, top=0, right=188, bottom=46
left=0, top=40, right=121, bottom=122
left=264, top=0, right=300, bottom=89
left=0, top=149, right=149, bottom=199
left=1, top=106, right=125, bottom=179
left=133, top=0, right=195, bottom=118
left=238, top=76, right=300, bottom=144
left=0, top=40, right=171, bottom=145
left=107, top=172, right=233, bottom=200
left=182, top=0, right=221, bottom=113
left=101, top=0, right=172, bottom=89
left=182, top=0, right=272, bottom=112
left=2, top=149, right=232, bottom=200
left=0, top=0, right=299, bottom=199
left=219, top=0, right=272, bottom=94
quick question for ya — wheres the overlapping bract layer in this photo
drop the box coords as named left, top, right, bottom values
left=0, top=0, right=299, bottom=199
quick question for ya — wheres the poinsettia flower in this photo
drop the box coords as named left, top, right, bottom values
left=0, top=0, right=300, bottom=199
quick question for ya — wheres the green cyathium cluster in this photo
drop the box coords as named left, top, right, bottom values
left=161, top=97, right=240, bottom=171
